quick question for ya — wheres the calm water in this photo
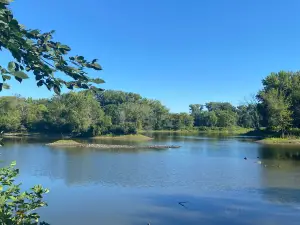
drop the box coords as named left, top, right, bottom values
left=1, top=134, right=300, bottom=225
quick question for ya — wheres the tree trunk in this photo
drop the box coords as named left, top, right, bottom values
left=281, top=130, right=285, bottom=138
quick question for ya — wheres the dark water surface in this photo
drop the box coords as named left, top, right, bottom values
left=1, top=134, right=300, bottom=225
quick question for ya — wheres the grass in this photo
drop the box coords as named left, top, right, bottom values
left=47, top=140, right=82, bottom=146
left=91, top=134, right=153, bottom=141
left=141, top=127, right=253, bottom=135
left=198, top=127, right=253, bottom=134
left=257, top=137, right=300, bottom=145
left=140, top=130, right=199, bottom=134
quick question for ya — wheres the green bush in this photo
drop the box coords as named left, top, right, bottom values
left=0, top=162, right=49, bottom=225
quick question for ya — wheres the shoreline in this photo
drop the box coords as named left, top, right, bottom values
left=257, top=138, right=300, bottom=145
left=140, top=128, right=253, bottom=135
left=1, top=129, right=254, bottom=138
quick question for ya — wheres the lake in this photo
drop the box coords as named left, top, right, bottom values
left=1, top=134, right=300, bottom=225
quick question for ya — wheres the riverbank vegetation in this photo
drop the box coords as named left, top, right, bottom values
left=0, top=90, right=257, bottom=137
left=2, top=71, right=300, bottom=140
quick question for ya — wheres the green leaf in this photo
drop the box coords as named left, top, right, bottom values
left=3, top=83, right=10, bottom=89
left=8, top=62, right=16, bottom=72
left=35, top=75, right=43, bottom=80
left=66, top=83, right=74, bottom=90
left=91, top=63, right=102, bottom=70
left=59, top=45, right=71, bottom=51
left=90, top=86, right=105, bottom=92
left=91, top=78, right=105, bottom=84
left=26, top=39, right=34, bottom=46
left=1, top=68, right=8, bottom=74
left=9, top=19, right=19, bottom=30
left=15, top=77, right=22, bottom=83
left=9, top=196, right=17, bottom=201
left=2, top=75, right=11, bottom=81
left=37, top=80, right=44, bottom=87
left=0, top=0, right=13, bottom=5
left=53, top=85, right=61, bottom=95
left=10, top=161, right=16, bottom=167
left=81, top=84, right=89, bottom=89
left=11, top=71, right=29, bottom=79
left=30, top=29, right=40, bottom=36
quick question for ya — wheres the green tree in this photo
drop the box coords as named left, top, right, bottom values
left=259, top=89, right=292, bottom=137
left=189, top=104, right=204, bottom=126
left=168, top=113, right=194, bottom=130
left=21, top=99, right=48, bottom=131
left=119, top=102, right=153, bottom=130
left=215, top=110, right=237, bottom=127
left=237, top=104, right=260, bottom=129
left=97, top=90, right=170, bottom=131
left=144, top=99, right=169, bottom=130
left=0, top=96, right=22, bottom=131
left=46, top=91, right=111, bottom=136
left=200, top=102, right=238, bottom=127
left=206, top=102, right=236, bottom=112
left=257, top=71, right=300, bottom=136
left=199, top=111, right=218, bottom=127
left=180, top=113, right=194, bottom=129
left=97, top=90, right=142, bottom=107
left=0, top=0, right=104, bottom=93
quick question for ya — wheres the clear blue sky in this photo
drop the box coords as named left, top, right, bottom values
left=2, top=0, right=300, bottom=112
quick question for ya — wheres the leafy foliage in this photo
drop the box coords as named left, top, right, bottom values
left=0, top=161, right=49, bottom=225
left=189, top=102, right=240, bottom=128
left=0, top=1, right=104, bottom=93
left=0, top=96, right=22, bottom=131
left=4, top=70, right=300, bottom=136
left=257, top=72, right=295, bottom=137
left=0, top=90, right=263, bottom=135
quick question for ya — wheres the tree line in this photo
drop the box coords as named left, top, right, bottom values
left=1, top=71, right=300, bottom=137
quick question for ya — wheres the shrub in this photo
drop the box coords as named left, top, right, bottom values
left=0, top=161, right=49, bottom=225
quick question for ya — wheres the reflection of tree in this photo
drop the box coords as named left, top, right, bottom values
left=258, top=144, right=300, bottom=204
left=53, top=147, right=170, bottom=187
left=259, top=145, right=300, bottom=160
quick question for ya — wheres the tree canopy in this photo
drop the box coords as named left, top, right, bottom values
left=0, top=0, right=104, bottom=93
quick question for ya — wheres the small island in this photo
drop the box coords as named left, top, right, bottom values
left=91, top=134, right=153, bottom=141
left=46, top=140, right=180, bottom=150
left=257, top=138, right=300, bottom=145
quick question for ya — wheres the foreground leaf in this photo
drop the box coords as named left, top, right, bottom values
left=11, top=71, right=29, bottom=79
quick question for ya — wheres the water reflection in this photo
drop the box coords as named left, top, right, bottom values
left=259, top=144, right=300, bottom=160
left=137, top=193, right=300, bottom=225
left=1, top=134, right=300, bottom=224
